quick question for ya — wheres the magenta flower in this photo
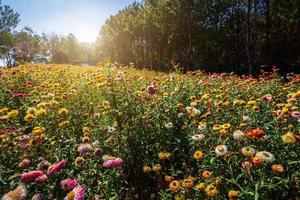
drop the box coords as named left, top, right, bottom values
left=60, top=178, right=78, bottom=190
left=21, top=170, right=45, bottom=182
left=103, top=158, right=124, bottom=169
left=47, top=160, right=67, bottom=175
left=35, top=174, right=48, bottom=184
left=147, top=85, right=156, bottom=95
left=290, top=111, right=300, bottom=118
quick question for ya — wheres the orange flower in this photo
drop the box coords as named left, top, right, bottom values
left=271, top=164, right=284, bottom=173
left=202, top=170, right=213, bottom=179
left=252, top=156, right=262, bottom=165
left=165, top=175, right=174, bottom=182
left=143, top=166, right=151, bottom=173
left=169, top=180, right=181, bottom=192
left=193, top=150, right=204, bottom=160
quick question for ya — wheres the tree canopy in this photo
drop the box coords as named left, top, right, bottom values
left=96, top=0, right=300, bottom=74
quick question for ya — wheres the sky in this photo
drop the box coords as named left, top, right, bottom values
left=2, top=0, right=140, bottom=42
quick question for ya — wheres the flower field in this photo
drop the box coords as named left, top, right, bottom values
left=0, top=63, right=300, bottom=200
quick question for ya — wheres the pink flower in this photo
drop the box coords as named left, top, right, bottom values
left=64, top=185, right=86, bottom=200
left=103, top=158, right=124, bottom=169
left=147, top=85, right=156, bottom=95
left=13, top=93, right=26, bottom=98
left=35, top=174, right=48, bottom=184
left=47, top=160, right=67, bottom=175
left=21, top=170, right=45, bottom=182
left=290, top=111, right=300, bottom=118
left=262, top=94, right=273, bottom=103
left=242, top=161, right=253, bottom=174
left=60, top=178, right=78, bottom=190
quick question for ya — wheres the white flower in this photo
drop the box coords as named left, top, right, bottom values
left=193, top=108, right=201, bottom=116
left=164, top=122, right=174, bottom=129
left=233, top=130, right=245, bottom=141
left=215, top=145, right=228, bottom=156
left=26, top=107, right=36, bottom=114
left=241, top=146, right=256, bottom=157
left=197, top=124, right=207, bottom=133
left=177, top=113, right=184, bottom=118
left=255, top=151, right=275, bottom=163
left=190, top=102, right=197, bottom=107
left=2, top=184, right=27, bottom=200
left=191, top=134, right=205, bottom=142
left=242, top=116, right=251, bottom=122
left=107, top=126, right=116, bottom=133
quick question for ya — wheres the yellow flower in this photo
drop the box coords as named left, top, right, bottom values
left=32, top=127, right=45, bottom=134
left=7, top=110, right=19, bottom=119
left=193, top=150, right=204, bottom=160
left=58, top=108, right=69, bottom=115
left=282, top=132, right=297, bottom=144
left=35, top=108, right=47, bottom=117
left=169, top=180, right=181, bottom=192
left=213, top=124, right=222, bottom=131
left=196, top=182, right=206, bottom=190
left=0, top=107, right=9, bottom=113
left=174, top=194, right=185, bottom=200
left=152, top=164, right=162, bottom=172
left=205, top=184, right=219, bottom=197
left=228, top=190, right=240, bottom=199
left=158, top=152, right=172, bottom=160
left=59, top=120, right=70, bottom=128
left=24, top=113, right=35, bottom=122
left=222, top=123, right=231, bottom=129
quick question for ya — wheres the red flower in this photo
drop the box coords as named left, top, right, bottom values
left=246, top=129, right=265, bottom=138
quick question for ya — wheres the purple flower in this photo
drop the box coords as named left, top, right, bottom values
left=78, top=144, right=92, bottom=154
left=103, top=158, right=124, bottom=169
left=16, top=135, right=32, bottom=143
left=47, top=160, right=66, bottom=175
left=147, top=85, right=156, bottom=95
left=60, top=178, right=78, bottom=190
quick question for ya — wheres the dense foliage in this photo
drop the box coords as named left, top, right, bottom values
left=97, top=0, right=300, bottom=73
left=0, top=63, right=300, bottom=199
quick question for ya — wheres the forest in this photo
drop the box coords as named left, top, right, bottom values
left=1, top=0, right=300, bottom=73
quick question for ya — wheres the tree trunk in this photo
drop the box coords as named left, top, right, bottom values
left=235, top=0, right=240, bottom=71
left=265, top=0, right=270, bottom=65
left=246, top=0, right=254, bottom=75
